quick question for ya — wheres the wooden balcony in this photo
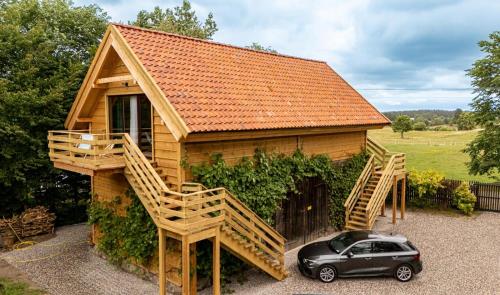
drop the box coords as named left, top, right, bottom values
left=48, top=130, right=126, bottom=175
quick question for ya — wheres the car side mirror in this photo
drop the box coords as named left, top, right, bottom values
left=346, top=251, right=354, bottom=258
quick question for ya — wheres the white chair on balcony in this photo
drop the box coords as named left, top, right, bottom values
left=76, top=133, right=93, bottom=159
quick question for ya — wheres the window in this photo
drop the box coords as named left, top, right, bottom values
left=372, top=242, right=404, bottom=253
left=350, top=242, right=372, bottom=255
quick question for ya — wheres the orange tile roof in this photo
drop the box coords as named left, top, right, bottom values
left=114, top=24, right=390, bottom=133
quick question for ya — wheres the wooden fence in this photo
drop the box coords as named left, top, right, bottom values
left=389, top=177, right=500, bottom=212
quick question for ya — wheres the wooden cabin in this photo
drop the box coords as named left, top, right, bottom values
left=48, top=24, right=406, bottom=295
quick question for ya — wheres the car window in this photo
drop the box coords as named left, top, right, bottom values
left=372, top=242, right=404, bottom=253
left=329, top=233, right=355, bottom=253
left=350, top=242, right=372, bottom=255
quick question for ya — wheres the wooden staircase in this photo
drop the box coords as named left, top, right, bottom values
left=47, top=130, right=286, bottom=294
left=120, top=133, right=287, bottom=293
left=344, top=138, right=406, bottom=230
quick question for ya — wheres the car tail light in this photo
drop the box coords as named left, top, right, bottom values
left=414, top=253, right=420, bottom=261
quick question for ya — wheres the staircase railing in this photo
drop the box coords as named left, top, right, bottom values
left=365, top=154, right=396, bottom=228
left=49, top=130, right=288, bottom=276
left=181, top=183, right=286, bottom=269
left=116, top=133, right=287, bottom=270
left=344, top=154, right=375, bottom=224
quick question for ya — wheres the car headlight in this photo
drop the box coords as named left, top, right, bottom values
left=303, top=258, right=318, bottom=266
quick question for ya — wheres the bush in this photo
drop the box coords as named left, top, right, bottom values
left=413, top=122, right=427, bottom=131
left=408, top=170, right=444, bottom=208
left=452, top=182, right=477, bottom=215
left=430, top=125, right=456, bottom=131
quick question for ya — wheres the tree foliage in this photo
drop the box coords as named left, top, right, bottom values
left=465, top=31, right=500, bottom=178
left=391, top=115, right=413, bottom=138
left=0, top=0, right=109, bottom=216
left=131, top=0, right=217, bottom=39
left=456, top=112, right=475, bottom=130
left=408, top=170, right=444, bottom=208
left=246, top=42, right=278, bottom=53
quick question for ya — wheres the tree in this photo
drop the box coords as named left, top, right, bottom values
left=0, top=0, right=109, bottom=216
left=453, top=108, right=463, bottom=123
left=456, top=112, right=475, bottom=130
left=465, top=31, right=500, bottom=178
left=131, top=0, right=217, bottom=39
left=246, top=42, right=278, bottom=53
left=392, top=115, right=413, bottom=138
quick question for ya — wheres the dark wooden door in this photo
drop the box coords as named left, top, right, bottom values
left=275, top=177, right=330, bottom=250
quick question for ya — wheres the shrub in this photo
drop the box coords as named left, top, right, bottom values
left=452, top=182, right=477, bottom=215
left=408, top=170, right=445, bottom=208
left=413, top=122, right=427, bottom=131
left=431, top=125, right=456, bottom=131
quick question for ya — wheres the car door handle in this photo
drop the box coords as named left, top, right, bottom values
left=392, top=256, right=399, bottom=260
left=364, top=257, right=372, bottom=260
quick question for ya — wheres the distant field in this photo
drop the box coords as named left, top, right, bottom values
left=368, top=127, right=498, bottom=183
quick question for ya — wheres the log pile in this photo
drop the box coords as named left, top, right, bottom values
left=0, top=206, right=56, bottom=246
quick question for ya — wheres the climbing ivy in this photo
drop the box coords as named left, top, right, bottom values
left=191, top=149, right=368, bottom=226
left=191, top=149, right=368, bottom=283
left=88, top=190, right=158, bottom=265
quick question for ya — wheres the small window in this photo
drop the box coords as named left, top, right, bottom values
left=350, top=242, right=372, bottom=255
left=372, top=242, right=404, bottom=253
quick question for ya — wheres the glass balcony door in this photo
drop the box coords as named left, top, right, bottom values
left=109, top=94, right=152, bottom=158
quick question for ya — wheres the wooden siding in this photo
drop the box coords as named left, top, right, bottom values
left=183, top=131, right=366, bottom=180
left=153, top=109, right=182, bottom=190
left=301, top=132, right=365, bottom=161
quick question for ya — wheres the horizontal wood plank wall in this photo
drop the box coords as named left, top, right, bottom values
left=183, top=131, right=366, bottom=180
left=301, top=131, right=366, bottom=161
left=153, top=109, right=181, bottom=190
left=93, top=171, right=131, bottom=215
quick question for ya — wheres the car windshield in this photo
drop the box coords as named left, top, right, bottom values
left=328, top=233, right=355, bottom=253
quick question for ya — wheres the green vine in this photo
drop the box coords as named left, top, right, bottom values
left=190, top=149, right=368, bottom=283
left=88, top=189, right=158, bottom=265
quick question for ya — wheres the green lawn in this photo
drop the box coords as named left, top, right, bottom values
left=368, top=127, right=498, bottom=183
left=0, top=278, right=44, bottom=295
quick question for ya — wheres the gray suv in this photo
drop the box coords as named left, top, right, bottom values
left=298, top=230, right=422, bottom=283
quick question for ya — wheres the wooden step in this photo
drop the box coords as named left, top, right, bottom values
left=354, top=205, right=367, bottom=211
left=347, top=220, right=367, bottom=227
left=350, top=215, right=366, bottom=222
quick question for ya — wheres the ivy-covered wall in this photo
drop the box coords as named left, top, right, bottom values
left=88, top=149, right=368, bottom=288
left=190, top=149, right=368, bottom=284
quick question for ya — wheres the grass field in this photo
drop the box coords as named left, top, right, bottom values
left=368, top=127, right=498, bottom=183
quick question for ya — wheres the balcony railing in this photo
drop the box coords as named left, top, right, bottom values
left=48, top=130, right=126, bottom=170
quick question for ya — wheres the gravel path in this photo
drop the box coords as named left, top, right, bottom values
left=1, top=210, right=499, bottom=295
left=0, top=224, right=158, bottom=295
left=204, top=209, right=500, bottom=295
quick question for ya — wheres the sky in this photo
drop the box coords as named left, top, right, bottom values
left=75, top=0, right=499, bottom=111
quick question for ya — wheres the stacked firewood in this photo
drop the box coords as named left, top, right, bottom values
left=20, top=206, right=56, bottom=237
left=0, top=206, right=56, bottom=245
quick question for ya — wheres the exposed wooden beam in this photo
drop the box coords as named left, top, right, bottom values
left=76, top=117, right=93, bottom=123
left=95, top=74, right=134, bottom=85
left=159, top=228, right=166, bottom=295
left=185, top=124, right=388, bottom=143
left=53, top=161, right=94, bottom=176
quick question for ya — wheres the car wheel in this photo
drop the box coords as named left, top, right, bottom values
left=395, top=264, right=413, bottom=282
left=318, top=265, right=336, bottom=283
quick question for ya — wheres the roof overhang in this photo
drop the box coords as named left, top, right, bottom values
left=65, top=25, right=190, bottom=141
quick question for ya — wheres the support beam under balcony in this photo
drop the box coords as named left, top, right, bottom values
left=54, top=161, right=95, bottom=176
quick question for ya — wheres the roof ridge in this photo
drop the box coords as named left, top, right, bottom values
left=111, top=23, right=327, bottom=64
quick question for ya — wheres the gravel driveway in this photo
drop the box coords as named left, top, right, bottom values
left=205, top=209, right=500, bottom=295
left=1, top=210, right=499, bottom=295
left=0, top=224, right=158, bottom=295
